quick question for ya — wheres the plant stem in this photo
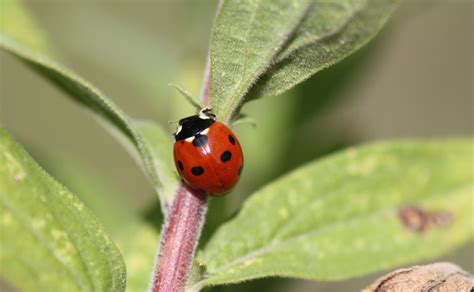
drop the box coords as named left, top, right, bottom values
left=150, top=184, right=208, bottom=292
left=151, top=42, right=212, bottom=292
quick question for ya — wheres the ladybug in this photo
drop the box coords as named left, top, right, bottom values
left=173, top=108, right=244, bottom=196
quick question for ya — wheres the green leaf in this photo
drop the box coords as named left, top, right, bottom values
left=192, top=140, right=474, bottom=287
left=210, top=0, right=399, bottom=123
left=169, top=83, right=204, bottom=111
left=36, top=150, right=143, bottom=234
left=25, top=147, right=163, bottom=291
left=134, top=119, right=178, bottom=209
left=249, top=0, right=399, bottom=99
left=210, top=0, right=311, bottom=122
left=34, top=149, right=164, bottom=292
left=0, top=0, right=178, bottom=211
left=0, top=125, right=126, bottom=291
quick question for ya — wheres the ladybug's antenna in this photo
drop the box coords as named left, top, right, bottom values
left=169, top=83, right=203, bottom=111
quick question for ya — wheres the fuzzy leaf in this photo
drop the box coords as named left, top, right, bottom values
left=210, top=0, right=312, bottom=122
left=210, top=0, right=399, bottom=123
left=0, top=0, right=177, bottom=211
left=134, top=120, right=178, bottom=210
left=192, top=140, right=474, bottom=287
left=0, top=125, right=126, bottom=291
left=249, top=0, right=399, bottom=98
left=34, top=149, right=163, bottom=292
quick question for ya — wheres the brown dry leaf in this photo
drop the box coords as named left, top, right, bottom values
left=364, top=262, right=474, bottom=292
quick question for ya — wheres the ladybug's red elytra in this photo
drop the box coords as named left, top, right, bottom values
left=173, top=108, right=244, bottom=196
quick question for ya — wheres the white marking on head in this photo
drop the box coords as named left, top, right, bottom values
left=200, top=128, right=209, bottom=135
left=199, top=107, right=213, bottom=120
left=185, top=136, right=195, bottom=143
left=176, top=125, right=183, bottom=135
left=199, top=112, right=210, bottom=119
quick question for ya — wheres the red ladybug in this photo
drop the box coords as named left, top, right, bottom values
left=173, top=108, right=244, bottom=196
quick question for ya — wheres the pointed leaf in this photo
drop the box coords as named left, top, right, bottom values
left=0, top=125, right=126, bottom=291
left=0, top=0, right=177, bottom=210
left=249, top=0, right=399, bottom=98
left=169, top=84, right=204, bottom=110
left=210, top=0, right=399, bottom=123
left=193, top=140, right=474, bottom=287
left=210, top=0, right=312, bottom=122
left=134, top=120, right=178, bottom=210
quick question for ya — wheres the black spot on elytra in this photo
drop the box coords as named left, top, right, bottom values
left=177, top=160, right=184, bottom=171
left=192, top=134, right=208, bottom=147
left=238, top=165, right=243, bottom=176
left=191, top=166, right=204, bottom=176
left=220, top=151, right=232, bottom=162
left=228, top=135, right=235, bottom=145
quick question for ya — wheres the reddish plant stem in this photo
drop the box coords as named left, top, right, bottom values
left=151, top=41, right=212, bottom=292
left=151, top=184, right=208, bottom=292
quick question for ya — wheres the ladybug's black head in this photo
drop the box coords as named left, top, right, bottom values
left=174, top=108, right=216, bottom=141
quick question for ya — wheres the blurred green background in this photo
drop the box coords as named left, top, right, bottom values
left=1, top=0, right=472, bottom=291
